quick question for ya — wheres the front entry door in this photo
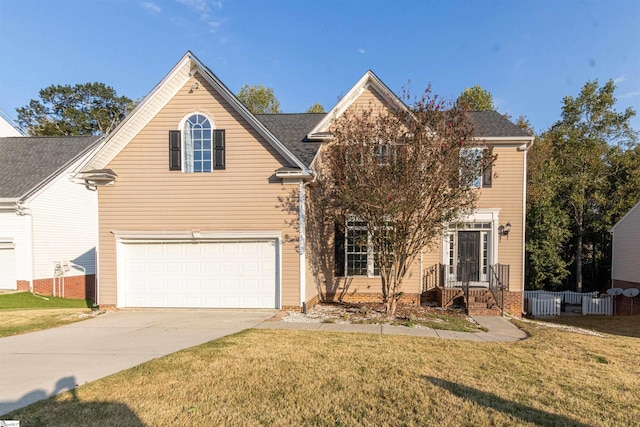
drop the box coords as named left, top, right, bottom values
left=457, top=231, right=480, bottom=282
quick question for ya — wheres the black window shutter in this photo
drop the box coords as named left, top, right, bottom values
left=482, top=148, right=492, bottom=188
left=334, top=222, right=345, bottom=277
left=169, top=130, right=181, bottom=171
left=213, top=129, right=225, bottom=170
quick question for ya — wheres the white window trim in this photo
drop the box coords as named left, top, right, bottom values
left=460, top=146, right=489, bottom=188
left=345, top=221, right=378, bottom=277
left=178, top=112, right=216, bottom=174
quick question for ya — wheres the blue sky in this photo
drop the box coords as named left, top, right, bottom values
left=1, top=0, right=639, bottom=133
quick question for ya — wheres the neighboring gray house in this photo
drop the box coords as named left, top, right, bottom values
left=610, top=200, right=640, bottom=315
left=610, top=200, right=640, bottom=289
left=0, top=136, right=100, bottom=298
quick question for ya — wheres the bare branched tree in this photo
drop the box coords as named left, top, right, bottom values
left=314, top=87, right=493, bottom=314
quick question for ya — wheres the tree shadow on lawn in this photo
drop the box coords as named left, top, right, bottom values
left=425, top=376, right=591, bottom=427
left=3, top=376, right=146, bottom=427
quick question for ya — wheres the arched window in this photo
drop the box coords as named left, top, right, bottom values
left=184, top=114, right=212, bottom=173
left=169, top=113, right=225, bottom=172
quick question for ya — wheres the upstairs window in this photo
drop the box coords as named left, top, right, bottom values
left=460, top=147, right=492, bottom=188
left=169, top=113, right=225, bottom=172
left=184, top=114, right=212, bottom=173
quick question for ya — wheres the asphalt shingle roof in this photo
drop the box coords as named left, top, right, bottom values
left=0, top=136, right=100, bottom=199
left=256, top=111, right=529, bottom=168
left=255, top=113, right=325, bottom=168
left=469, top=110, right=532, bottom=138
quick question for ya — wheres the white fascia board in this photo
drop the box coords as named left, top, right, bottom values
left=188, top=54, right=308, bottom=171
left=473, top=136, right=535, bottom=145
left=80, top=53, right=194, bottom=172
left=307, top=70, right=407, bottom=139
left=111, top=230, right=283, bottom=242
left=610, top=200, right=640, bottom=233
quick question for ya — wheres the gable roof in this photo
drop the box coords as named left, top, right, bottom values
left=81, top=51, right=309, bottom=174
left=0, top=109, right=26, bottom=137
left=307, top=70, right=532, bottom=144
left=610, top=200, right=640, bottom=233
left=255, top=113, right=325, bottom=167
left=0, top=136, right=100, bottom=200
left=307, top=70, right=403, bottom=140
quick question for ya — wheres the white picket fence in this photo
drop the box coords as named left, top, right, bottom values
left=527, top=295, right=561, bottom=316
left=525, top=290, right=612, bottom=316
left=524, top=290, right=598, bottom=304
left=582, top=296, right=613, bottom=316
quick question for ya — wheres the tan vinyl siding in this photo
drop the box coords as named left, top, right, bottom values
left=349, top=87, right=388, bottom=112
left=307, top=143, right=526, bottom=297
left=476, top=144, right=525, bottom=291
left=97, top=73, right=300, bottom=307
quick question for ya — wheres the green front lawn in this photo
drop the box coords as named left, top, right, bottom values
left=0, top=292, right=95, bottom=338
left=0, top=292, right=93, bottom=310
left=7, top=316, right=639, bottom=426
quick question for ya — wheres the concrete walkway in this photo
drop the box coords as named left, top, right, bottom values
left=0, top=310, right=275, bottom=416
left=256, top=315, right=528, bottom=342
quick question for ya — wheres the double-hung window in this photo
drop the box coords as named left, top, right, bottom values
left=339, top=219, right=395, bottom=277
left=460, top=147, right=492, bottom=188
left=346, top=220, right=375, bottom=276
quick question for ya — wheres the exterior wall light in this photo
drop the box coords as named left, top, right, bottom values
left=498, top=222, right=511, bottom=241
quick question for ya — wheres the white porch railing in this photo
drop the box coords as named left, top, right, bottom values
left=582, top=296, right=613, bottom=316
left=527, top=296, right=561, bottom=317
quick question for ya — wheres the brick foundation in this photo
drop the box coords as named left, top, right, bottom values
left=304, top=294, right=320, bottom=311
left=322, top=292, right=420, bottom=305
left=612, top=280, right=640, bottom=316
left=14, top=275, right=96, bottom=301
left=435, top=287, right=522, bottom=316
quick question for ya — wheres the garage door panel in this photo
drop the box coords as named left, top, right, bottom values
left=120, top=240, right=277, bottom=308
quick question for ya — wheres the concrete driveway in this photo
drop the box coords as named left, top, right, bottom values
left=0, top=309, right=275, bottom=415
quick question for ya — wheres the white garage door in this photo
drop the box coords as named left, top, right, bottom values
left=119, top=240, right=278, bottom=308
left=0, top=244, right=17, bottom=290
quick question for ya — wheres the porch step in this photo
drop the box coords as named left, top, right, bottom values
left=467, top=306, right=502, bottom=316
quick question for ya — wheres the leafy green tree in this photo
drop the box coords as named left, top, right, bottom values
left=526, top=132, right=572, bottom=289
left=547, top=79, right=636, bottom=292
left=306, top=103, right=326, bottom=113
left=16, top=82, right=136, bottom=136
left=237, top=84, right=282, bottom=114
left=456, top=85, right=495, bottom=110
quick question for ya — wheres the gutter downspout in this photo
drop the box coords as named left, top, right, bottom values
left=520, top=138, right=534, bottom=315
left=299, top=172, right=317, bottom=314
left=16, top=202, right=34, bottom=293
